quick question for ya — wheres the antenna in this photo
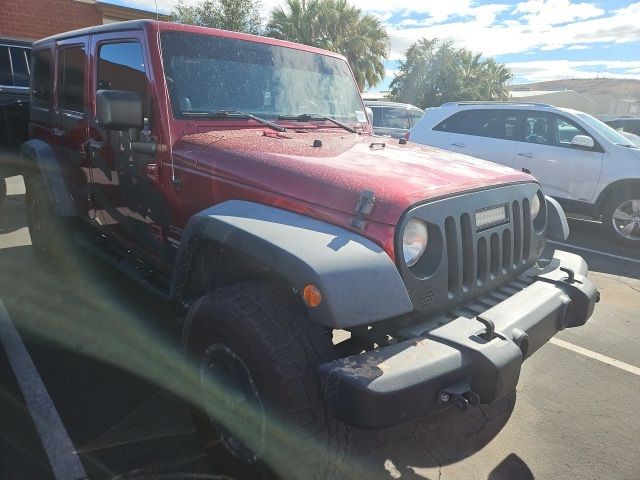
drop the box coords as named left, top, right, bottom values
left=155, top=0, right=159, bottom=21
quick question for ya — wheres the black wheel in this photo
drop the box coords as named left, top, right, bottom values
left=25, top=173, right=76, bottom=262
left=0, top=175, right=6, bottom=209
left=602, top=194, right=640, bottom=247
left=183, top=282, right=345, bottom=480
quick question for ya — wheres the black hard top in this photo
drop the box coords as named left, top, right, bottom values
left=34, top=19, right=154, bottom=46
left=0, top=36, right=33, bottom=47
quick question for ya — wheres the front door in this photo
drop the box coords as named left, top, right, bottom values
left=514, top=112, right=603, bottom=202
left=87, top=33, right=167, bottom=259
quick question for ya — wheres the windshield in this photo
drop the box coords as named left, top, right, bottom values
left=576, top=112, right=639, bottom=148
left=160, top=31, right=365, bottom=124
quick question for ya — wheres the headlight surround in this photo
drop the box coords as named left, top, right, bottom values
left=402, top=218, right=429, bottom=267
left=530, top=192, right=541, bottom=220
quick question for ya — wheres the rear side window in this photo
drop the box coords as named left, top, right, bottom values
left=0, top=45, right=31, bottom=87
left=435, top=109, right=518, bottom=140
left=58, top=45, right=85, bottom=113
left=98, top=41, right=150, bottom=122
left=381, top=107, right=410, bottom=129
left=32, top=49, right=52, bottom=107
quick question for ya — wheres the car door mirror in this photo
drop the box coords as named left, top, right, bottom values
left=571, top=134, right=595, bottom=149
left=96, top=90, right=143, bottom=131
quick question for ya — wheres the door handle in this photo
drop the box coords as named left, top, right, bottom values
left=52, top=128, right=65, bottom=137
left=86, top=140, right=103, bottom=150
left=517, top=152, right=534, bottom=158
left=451, top=142, right=467, bottom=148
left=522, top=168, right=532, bottom=174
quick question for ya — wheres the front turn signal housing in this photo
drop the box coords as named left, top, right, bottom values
left=303, top=284, right=322, bottom=307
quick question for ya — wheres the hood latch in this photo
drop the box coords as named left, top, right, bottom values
left=350, top=189, right=376, bottom=230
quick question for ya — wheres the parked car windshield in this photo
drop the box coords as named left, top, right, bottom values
left=575, top=112, right=638, bottom=148
left=160, top=31, right=365, bottom=123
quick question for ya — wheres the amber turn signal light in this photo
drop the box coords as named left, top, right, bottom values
left=303, top=284, right=322, bottom=307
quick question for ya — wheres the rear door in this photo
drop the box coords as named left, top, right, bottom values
left=514, top=111, right=603, bottom=202
left=52, top=39, right=91, bottom=218
left=430, top=108, right=518, bottom=166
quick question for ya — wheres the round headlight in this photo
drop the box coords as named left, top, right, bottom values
left=530, top=193, right=541, bottom=220
left=403, top=219, right=428, bottom=267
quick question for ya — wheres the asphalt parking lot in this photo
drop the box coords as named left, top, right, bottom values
left=0, top=175, right=638, bottom=480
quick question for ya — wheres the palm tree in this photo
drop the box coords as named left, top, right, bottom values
left=267, top=0, right=390, bottom=91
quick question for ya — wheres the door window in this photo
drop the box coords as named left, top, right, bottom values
left=381, top=107, right=409, bottom=129
left=58, top=46, right=85, bottom=113
left=0, top=45, right=30, bottom=87
left=435, top=109, right=518, bottom=140
left=32, top=49, right=52, bottom=108
left=524, top=113, right=595, bottom=149
left=97, top=41, right=149, bottom=122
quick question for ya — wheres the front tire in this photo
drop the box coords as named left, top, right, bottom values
left=602, top=194, right=640, bottom=247
left=183, top=282, right=344, bottom=480
left=24, top=172, right=76, bottom=262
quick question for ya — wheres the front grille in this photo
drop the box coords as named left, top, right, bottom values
left=396, top=183, right=545, bottom=314
left=444, top=198, right=531, bottom=298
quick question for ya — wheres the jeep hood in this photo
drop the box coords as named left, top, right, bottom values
left=179, top=128, right=533, bottom=226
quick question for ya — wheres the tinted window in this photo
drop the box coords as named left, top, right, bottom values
left=32, top=49, right=52, bottom=107
left=370, top=106, right=383, bottom=127
left=98, top=41, right=149, bottom=121
left=0, top=47, right=11, bottom=85
left=435, top=109, right=517, bottom=140
left=59, top=46, right=85, bottom=113
left=10, top=47, right=31, bottom=87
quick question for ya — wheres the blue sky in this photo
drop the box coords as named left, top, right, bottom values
left=105, top=0, right=640, bottom=91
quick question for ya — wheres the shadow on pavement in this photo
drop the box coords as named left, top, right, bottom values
left=0, top=193, right=27, bottom=235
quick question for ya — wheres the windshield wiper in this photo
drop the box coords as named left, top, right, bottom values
left=278, top=113, right=358, bottom=134
left=181, top=110, right=286, bottom=133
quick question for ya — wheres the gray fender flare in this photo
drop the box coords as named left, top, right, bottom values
left=545, top=196, right=569, bottom=242
left=21, top=139, right=76, bottom=216
left=171, top=200, right=413, bottom=329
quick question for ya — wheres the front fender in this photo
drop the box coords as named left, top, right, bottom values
left=171, top=200, right=413, bottom=328
left=21, top=139, right=76, bottom=216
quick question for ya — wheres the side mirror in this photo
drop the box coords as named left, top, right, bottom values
left=571, top=134, right=595, bottom=149
left=96, top=90, right=143, bottom=131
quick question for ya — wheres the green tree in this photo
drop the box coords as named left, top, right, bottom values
left=267, top=0, right=390, bottom=91
left=390, top=39, right=512, bottom=108
left=171, top=0, right=263, bottom=35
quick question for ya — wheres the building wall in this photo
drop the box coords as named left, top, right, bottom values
left=0, top=0, right=103, bottom=41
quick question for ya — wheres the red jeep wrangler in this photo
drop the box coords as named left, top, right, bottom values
left=22, top=20, right=598, bottom=479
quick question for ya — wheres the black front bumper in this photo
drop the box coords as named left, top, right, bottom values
left=318, top=250, right=598, bottom=429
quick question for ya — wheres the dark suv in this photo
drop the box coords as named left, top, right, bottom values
left=0, top=37, right=31, bottom=205
left=22, top=20, right=597, bottom=480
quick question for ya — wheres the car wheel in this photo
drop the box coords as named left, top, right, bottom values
left=183, top=282, right=346, bottom=480
left=24, top=173, right=76, bottom=261
left=602, top=195, right=640, bottom=247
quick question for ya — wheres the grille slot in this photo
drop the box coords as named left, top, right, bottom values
left=512, top=200, right=522, bottom=266
left=502, top=229, right=512, bottom=273
left=461, top=213, right=474, bottom=290
left=477, top=236, right=488, bottom=284
left=490, top=233, right=500, bottom=279
left=523, top=197, right=531, bottom=261
left=445, top=216, right=460, bottom=295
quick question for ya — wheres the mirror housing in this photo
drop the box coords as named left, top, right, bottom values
left=571, top=134, right=595, bottom=149
left=96, top=90, right=143, bottom=131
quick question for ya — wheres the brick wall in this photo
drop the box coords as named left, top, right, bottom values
left=0, top=0, right=103, bottom=41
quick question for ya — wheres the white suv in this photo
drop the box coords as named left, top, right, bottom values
left=409, top=102, right=640, bottom=246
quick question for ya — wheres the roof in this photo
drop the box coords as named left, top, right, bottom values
left=509, top=90, right=569, bottom=97
left=364, top=100, right=424, bottom=111
left=33, top=20, right=346, bottom=60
